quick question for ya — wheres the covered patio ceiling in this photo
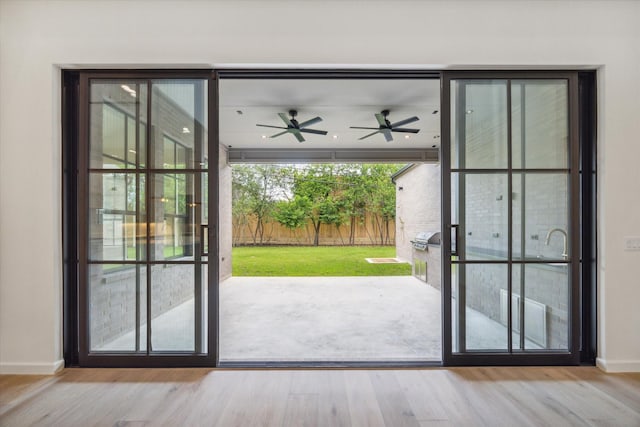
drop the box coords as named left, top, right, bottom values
left=218, top=78, right=441, bottom=163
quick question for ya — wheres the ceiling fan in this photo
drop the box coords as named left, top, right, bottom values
left=256, top=110, right=327, bottom=143
left=350, top=109, right=420, bottom=142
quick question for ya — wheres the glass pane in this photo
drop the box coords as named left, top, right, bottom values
left=150, top=173, right=206, bottom=261
left=202, top=172, right=209, bottom=226
left=452, top=173, right=508, bottom=260
left=89, top=264, right=147, bottom=352
left=89, top=173, right=146, bottom=261
left=451, top=261, right=459, bottom=353
left=150, top=80, right=208, bottom=170
left=90, top=81, right=147, bottom=169
left=451, top=80, right=508, bottom=169
left=512, top=264, right=523, bottom=349
left=202, top=263, right=208, bottom=353
left=151, top=263, right=207, bottom=352
left=163, top=137, right=176, bottom=169
left=512, top=264, right=569, bottom=350
left=512, top=174, right=569, bottom=260
left=453, top=263, right=509, bottom=352
left=512, top=80, right=568, bottom=169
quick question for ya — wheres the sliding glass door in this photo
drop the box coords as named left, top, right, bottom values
left=442, top=72, right=580, bottom=365
left=78, top=72, right=216, bottom=366
left=65, top=68, right=593, bottom=368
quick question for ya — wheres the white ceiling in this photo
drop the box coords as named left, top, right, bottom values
left=218, top=78, right=441, bottom=150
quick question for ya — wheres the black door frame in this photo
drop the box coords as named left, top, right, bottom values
left=70, top=70, right=218, bottom=367
left=62, top=68, right=596, bottom=368
left=440, top=70, right=596, bottom=366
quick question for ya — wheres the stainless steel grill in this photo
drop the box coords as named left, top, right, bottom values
left=411, top=231, right=440, bottom=251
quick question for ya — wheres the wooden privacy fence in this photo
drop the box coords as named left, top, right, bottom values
left=233, top=214, right=396, bottom=246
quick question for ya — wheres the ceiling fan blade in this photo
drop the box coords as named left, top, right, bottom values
left=257, top=124, right=288, bottom=130
left=391, top=128, right=420, bottom=133
left=270, top=130, right=290, bottom=138
left=278, top=112, right=294, bottom=127
left=358, top=130, right=380, bottom=140
left=299, top=128, right=328, bottom=135
left=292, top=130, right=305, bottom=143
left=350, top=126, right=379, bottom=130
left=298, top=116, right=323, bottom=128
left=390, top=116, right=419, bottom=128
left=382, top=129, right=393, bottom=142
left=375, top=113, right=387, bottom=127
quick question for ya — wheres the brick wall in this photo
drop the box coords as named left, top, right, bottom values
left=394, top=164, right=442, bottom=289
left=89, top=263, right=200, bottom=349
left=219, top=144, right=233, bottom=280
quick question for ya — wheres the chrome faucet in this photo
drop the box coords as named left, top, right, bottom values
left=545, top=228, right=568, bottom=259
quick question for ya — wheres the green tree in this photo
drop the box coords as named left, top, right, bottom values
left=273, top=196, right=310, bottom=230
left=232, top=165, right=289, bottom=245
left=360, top=164, right=400, bottom=245
left=318, top=194, right=348, bottom=245
left=231, top=173, right=252, bottom=245
left=271, top=164, right=348, bottom=246
left=234, top=163, right=402, bottom=247
left=340, top=165, right=370, bottom=245
left=291, top=165, right=336, bottom=246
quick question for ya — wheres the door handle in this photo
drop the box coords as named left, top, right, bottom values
left=451, top=224, right=459, bottom=257
left=200, top=224, right=208, bottom=256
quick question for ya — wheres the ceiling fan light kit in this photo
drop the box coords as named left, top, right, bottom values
left=350, top=109, right=420, bottom=142
left=256, top=109, right=328, bottom=143
left=256, top=109, right=420, bottom=143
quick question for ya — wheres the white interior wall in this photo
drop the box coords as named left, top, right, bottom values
left=1, top=0, right=638, bottom=373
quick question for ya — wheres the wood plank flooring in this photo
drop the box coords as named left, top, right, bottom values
left=1, top=367, right=639, bottom=426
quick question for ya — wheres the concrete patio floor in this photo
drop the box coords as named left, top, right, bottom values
left=219, top=276, right=441, bottom=361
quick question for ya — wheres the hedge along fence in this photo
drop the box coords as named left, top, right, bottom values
left=233, top=213, right=396, bottom=246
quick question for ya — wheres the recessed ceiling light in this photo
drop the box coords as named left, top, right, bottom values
left=332, top=135, right=338, bottom=139
left=121, top=84, right=137, bottom=97
left=466, top=109, right=474, bottom=114
left=128, top=149, right=137, bottom=154
left=182, top=127, right=190, bottom=134
left=261, top=135, right=267, bottom=139
left=404, top=135, right=410, bottom=139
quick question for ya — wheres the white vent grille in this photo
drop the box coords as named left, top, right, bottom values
left=500, top=289, right=547, bottom=348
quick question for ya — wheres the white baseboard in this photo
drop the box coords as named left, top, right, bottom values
left=0, top=359, right=64, bottom=375
left=596, top=358, right=640, bottom=373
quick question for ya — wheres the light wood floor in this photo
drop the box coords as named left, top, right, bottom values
left=1, top=367, right=639, bottom=426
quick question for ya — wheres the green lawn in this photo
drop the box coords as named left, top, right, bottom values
left=232, top=246, right=411, bottom=276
